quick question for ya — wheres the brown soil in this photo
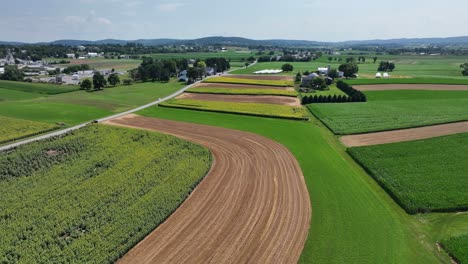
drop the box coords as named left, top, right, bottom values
left=355, top=84, right=468, bottom=91
left=194, top=82, right=293, bottom=90
left=225, top=74, right=293, bottom=81
left=104, top=115, right=311, bottom=264
left=176, top=93, right=301, bottom=106
left=340, top=121, right=468, bottom=147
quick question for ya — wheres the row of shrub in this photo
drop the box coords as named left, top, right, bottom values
left=336, top=81, right=367, bottom=101
left=301, top=94, right=365, bottom=104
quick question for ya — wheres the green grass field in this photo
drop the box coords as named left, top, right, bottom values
left=308, top=90, right=468, bottom=134
left=348, top=133, right=468, bottom=213
left=0, top=80, right=78, bottom=95
left=0, top=80, right=185, bottom=127
left=232, top=54, right=468, bottom=81
left=0, top=115, right=58, bottom=144
left=442, top=235, right=468, bottom=263
left=0, top=124, right=211, bottom=263
left=345, top=78, right=468, bottom=85
left=138, top=106, right=452, bottom=264
left=63, top=58, right=141, bottom=71
left=146, top=50, right=256, bottom=62
left=186, top=87, right=298, bottom=97
left=204, top=77, right=294, bottom=87
left=160, top=99, right=309, bottom=120
left=299, top=84, right=348, bottom=97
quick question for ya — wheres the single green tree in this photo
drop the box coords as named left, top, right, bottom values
left=93, top=73, right=107, bottom=90
left=80, top=79, right=92, bottom=90
left=107, top=73, right=120, bottom=86
left=338, top=63, right=359, bottom=78
left=281, top=63, right=294, bottom=72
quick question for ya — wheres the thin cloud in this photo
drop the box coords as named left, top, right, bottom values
left=157, top=2, right=187, bottom=12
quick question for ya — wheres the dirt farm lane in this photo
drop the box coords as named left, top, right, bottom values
left=104, top=114, right=311, bottom=264
left=340, top=121, right=468, bottom=147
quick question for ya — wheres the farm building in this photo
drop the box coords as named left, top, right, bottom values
left=56, top=74, right=65, bottom=83
left=318, top=65, right=331, bottom=75
left=383, top=72, right=390, bottom=78
left=376, top=72, right=382, bottom=78
left=206, top=67, right=215, bottom=76
left=254, top=69, right=283, bottom=74
left=66, top=54, right=75, bottom=59
left=178, top=70, right=188, bottom=82
left=87, top=52, right=98, bottom=58
left=0, top=67, right=4, bottom=74
left=301, top=73, right=319, bottom=86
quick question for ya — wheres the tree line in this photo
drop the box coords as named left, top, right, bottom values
left=301, top=94, right=364, bottom=104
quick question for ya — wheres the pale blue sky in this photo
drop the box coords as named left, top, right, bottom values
left=2, top=0, right=467, bottom=42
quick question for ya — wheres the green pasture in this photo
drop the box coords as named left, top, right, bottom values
left=0, top=125, right=211, bottom=263
left=232, top=54, right=468, bottom=81
left=0, top=80, right=78, bottom=95
left=146, top=50, right=255, bottom=62
left=137, top=106, right=455, bottom=264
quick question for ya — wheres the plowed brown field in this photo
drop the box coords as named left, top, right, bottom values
left=193, top=82, right=293, bottom=90
left=226, top=74, right=293, bottom=81
left=104, top=115, right=311, bottom=264
left=176, top=93, right=301, bottom=106
left=340, top=121, right=468, bottom=147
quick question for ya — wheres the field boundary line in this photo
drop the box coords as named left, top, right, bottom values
left=341, top=121, right=468, bottom=147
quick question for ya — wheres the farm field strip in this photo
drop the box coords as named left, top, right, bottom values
left=0, top=80, right=78, bottom=95
left=340, top=121, right=468, bottom=147
left=176, top=93, right=301, bottom=106
left=308, top=91, right=468, bottom=134
left=442, top=235, right=468, bottom=264
left=348, top=133, right=468, bottom=214
left=355, top=84, right=468, bottom=91
left=104, top=115, right=311, bottom=264
left=0, top=115, right=59, bottom=145
left=160, top=99, right=309, bottom=120
left=225, top=74, right=294, bottom=80
left=187, top=87, right=298, bottom=97
left=194, top=82, right=293, bottom=90
left=204, top=76, right=294, bottom=87
left=0, top=125, right=211, bottom=263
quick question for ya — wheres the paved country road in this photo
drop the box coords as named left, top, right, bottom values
left=0, top=80, right=203, bottom=152
left=0, top=62, right=259, bottom=152
left=104, top=115, right=311, bottom=264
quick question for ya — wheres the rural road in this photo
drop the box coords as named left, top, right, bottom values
left=340, top=121, right=468, bottom=147
left=0, top=79, right=205, bottom=152
left=0, top=62, right=259, bottom=152
left=104, top=115, right=311, bottom=264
